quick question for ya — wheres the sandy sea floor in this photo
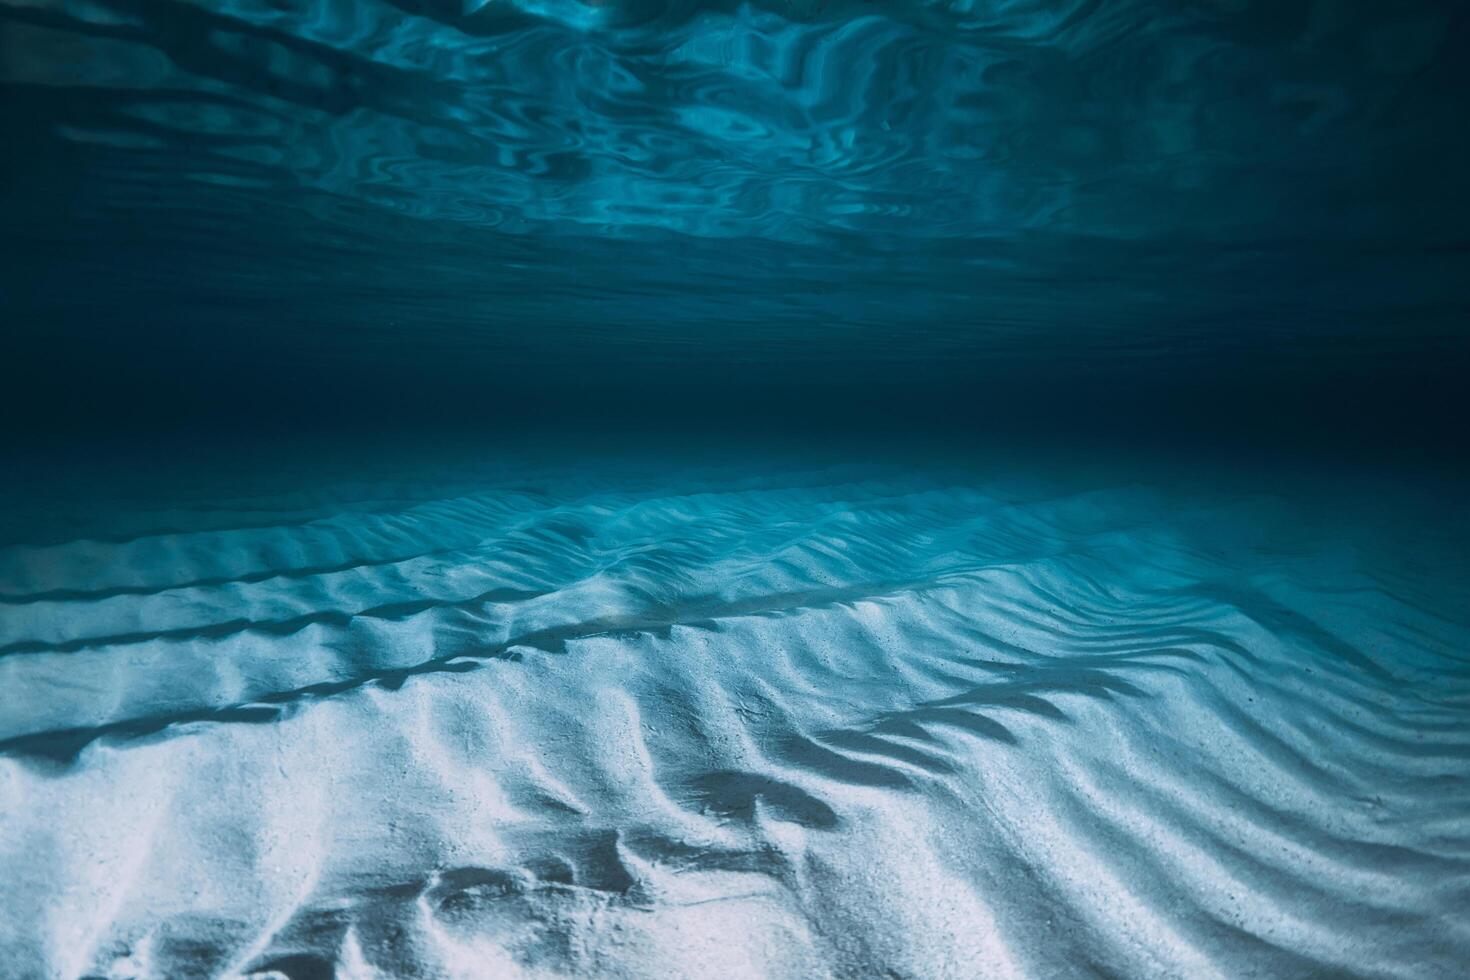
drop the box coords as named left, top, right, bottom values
left=2, top=443, right=1468, bottom=978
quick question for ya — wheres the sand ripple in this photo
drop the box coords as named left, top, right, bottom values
left=1, top=457, right=1467, bottom=978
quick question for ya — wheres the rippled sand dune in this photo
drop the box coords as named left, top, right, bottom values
left=1, top=454, right=1468, bottom=978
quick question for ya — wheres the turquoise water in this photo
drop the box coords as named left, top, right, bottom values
left=2, top=1, right=1469, bottom=977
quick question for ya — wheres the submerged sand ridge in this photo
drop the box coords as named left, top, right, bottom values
left=1, top=454, right=1467, bottom=978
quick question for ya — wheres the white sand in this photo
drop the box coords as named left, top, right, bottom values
left=2, top=456, right=1467, bottom=978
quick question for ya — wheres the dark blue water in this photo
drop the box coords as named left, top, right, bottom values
left=5, top=0, right=1469, bottom=440
left=2, top=2, right=1469, bottom=977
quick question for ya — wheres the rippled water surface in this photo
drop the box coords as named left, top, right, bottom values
left=5, top=0, right=1468, bottom=415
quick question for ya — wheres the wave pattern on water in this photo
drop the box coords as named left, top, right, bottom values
left=2, top=458, right=1467, bottom=977
left=4, top=0, right=1469, bottom=399
left=3, top=0, right=1463, bottom=245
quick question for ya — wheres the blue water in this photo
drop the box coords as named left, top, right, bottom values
left=4, top=0, right=1468, bottom=434
left=2, top=1, right=1469, bottom=977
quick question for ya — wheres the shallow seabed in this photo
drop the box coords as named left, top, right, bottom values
left=1, top=442, right=1467, bottom=978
